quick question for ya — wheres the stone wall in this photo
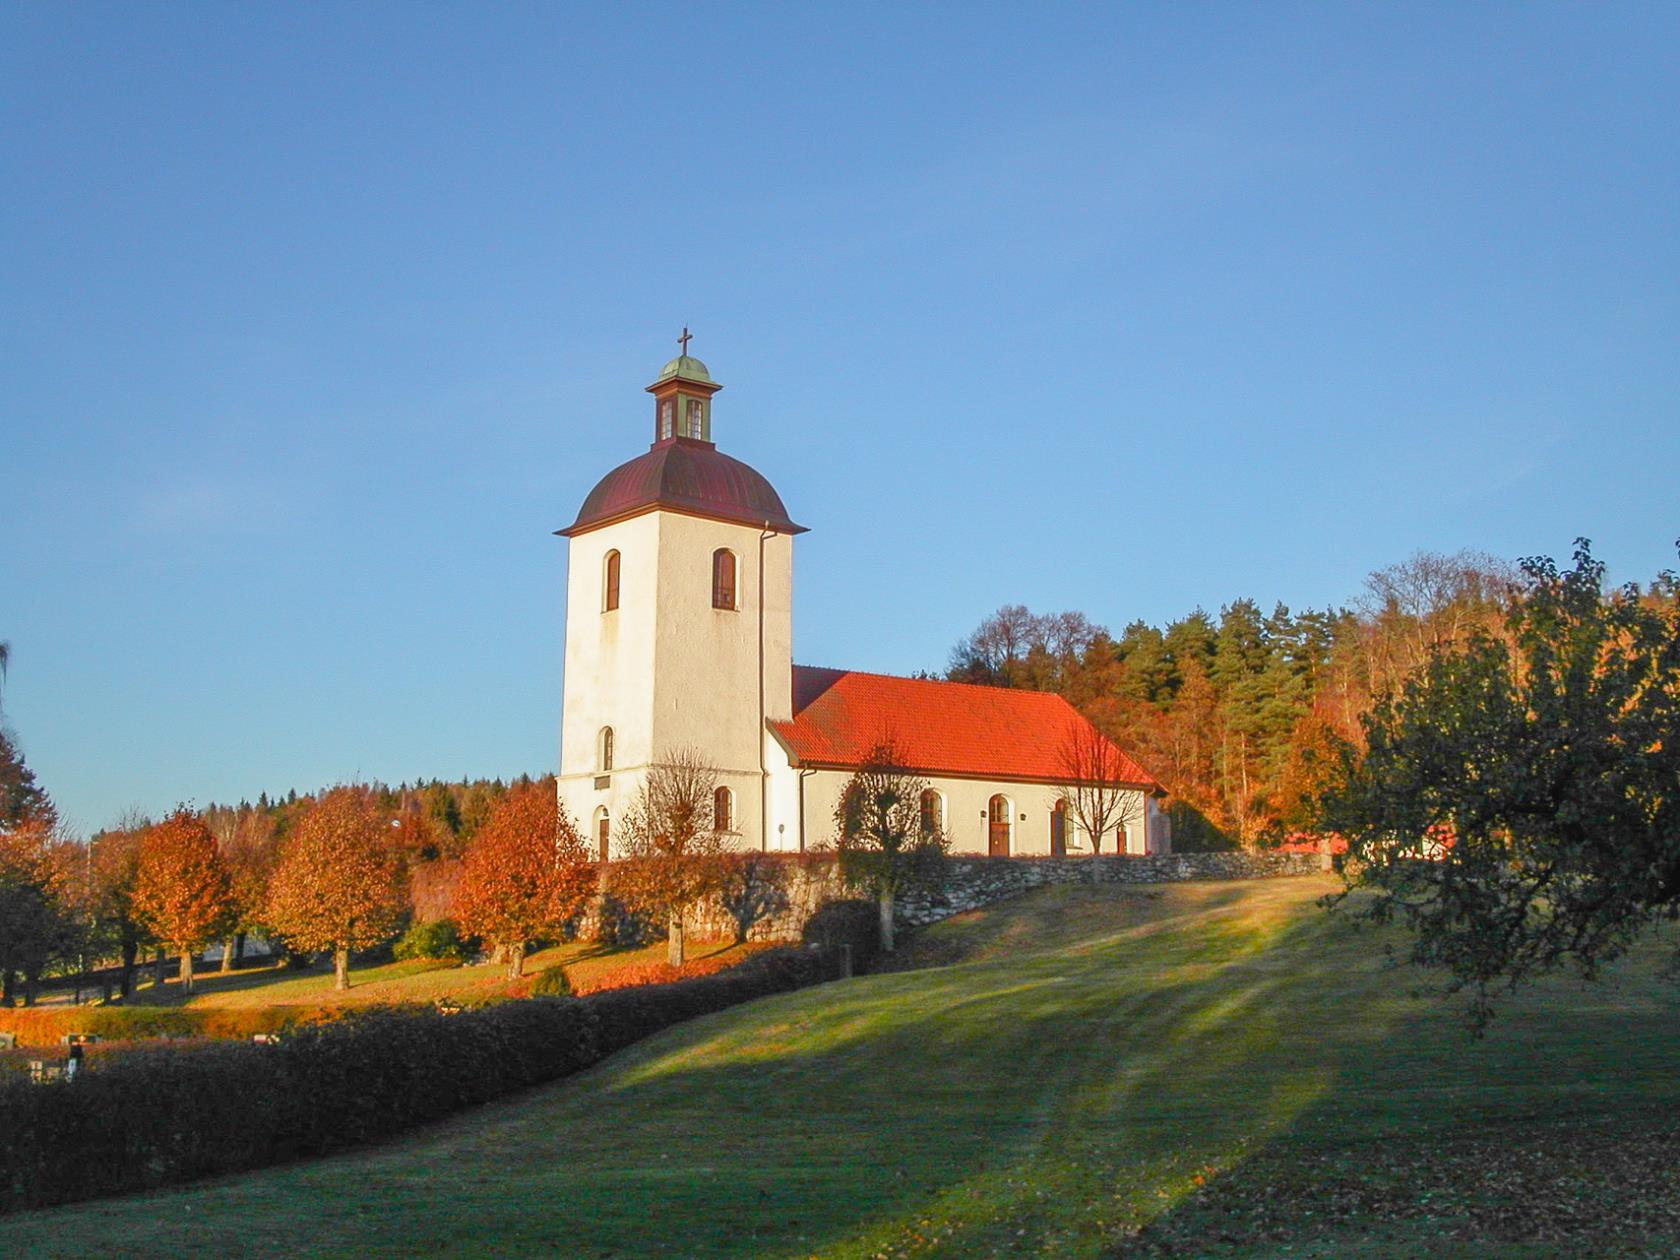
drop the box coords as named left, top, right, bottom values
left=675, top=850, right=1323, bottom=943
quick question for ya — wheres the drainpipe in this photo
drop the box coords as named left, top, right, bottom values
left=797, top=766, right=815, bottom=852
left=758, top=523, right=774, bottom=852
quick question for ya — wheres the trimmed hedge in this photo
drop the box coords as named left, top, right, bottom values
left=0, top=943, right=848, bottom=1214
left=0, top=1004, right=331, bottom=1048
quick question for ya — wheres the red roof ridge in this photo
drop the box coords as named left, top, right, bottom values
left=793, top=663, right=1071, bottom=702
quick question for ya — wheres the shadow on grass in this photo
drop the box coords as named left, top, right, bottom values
left=4, top=881, right=1678, bottom=1260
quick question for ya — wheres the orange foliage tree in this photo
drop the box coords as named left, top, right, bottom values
left=131, top=809, right=233, bottom=994
left=265, top=787, right=404, bottom=990
left=610, top=750, right=731, bottom=967
left=453, top=778, right=592, bottom=978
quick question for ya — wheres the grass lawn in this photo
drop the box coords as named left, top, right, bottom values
left=3, top=876, right=1678, bottom=1258
left=101, top=937, right=753, bottom=1010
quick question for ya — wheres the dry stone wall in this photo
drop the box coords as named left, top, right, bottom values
left=676, top=850, right=1323, bottom=943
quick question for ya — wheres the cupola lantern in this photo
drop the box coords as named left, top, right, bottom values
left=647, top=326, right=722, bottom=445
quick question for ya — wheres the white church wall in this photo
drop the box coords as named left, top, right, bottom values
left=559, top=508, right=797, bottom=856
left=791, top=769, right=1157, bottom=857
left=558, top=513, right=663, bottom=849
left=649, top=513, right=793, bottom=852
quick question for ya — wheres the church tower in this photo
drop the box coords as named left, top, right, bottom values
left=556, top=339, right=805, bottom=857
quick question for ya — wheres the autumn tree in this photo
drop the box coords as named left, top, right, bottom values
left=1324, top=541, right=1680, bottom=1029
left=203, top=807, right=278, bottom=972
left=87, top=820, right=154, bottom=997
left=612, top=750, right=731, bottom=966
left=0, top=729, right=52, bottom=834
left=130, top=809, right=233, bottom=994
left=1059, top=720, right=1146, bottom=858
left=266, top=787, right=405, bottom=989
left=834, top=739, right=948, bottom=952
left=452, top=778, right=593, bottom=978
left=0, top=818, right=75, bottom=1006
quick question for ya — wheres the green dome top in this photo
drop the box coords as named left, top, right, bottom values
left=655, top=354, right=713, bottom=384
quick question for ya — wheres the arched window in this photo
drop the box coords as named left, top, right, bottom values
left=598, top=727, right=614, bottom=772
left=713, top=785, right=733, bottom=832
left=594, top=807, right=610, bottom=862
left=712, top=548, right=737, bottom=610
left=919, top=789, right=944, bottom=837
left=603, top=550, right=620, bottom=612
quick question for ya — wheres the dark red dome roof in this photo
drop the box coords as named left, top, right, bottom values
left=558, top=437, right=805, bottom=537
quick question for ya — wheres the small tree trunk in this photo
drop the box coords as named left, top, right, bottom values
left=1319, top=833, right=1333, bottom=872
left=1, top=968, right=14, bottom=1008
left=220, top=936, right=237, bottom=973
left=180, top=949, right=195, bottom=994
left=119, top=938, right=137, bottom=998
left=879, top=887, right=895, bottom=953
left=153, top=950, right=167, bottom=987
left=235, top=932, right=247, bottom=965
left=667, top=910, right=685, bottom=967
left=333, top=947, right=350, bottom=991
left=506, top=941, right=526, bottom=980
left=23, top=969, right=38, bottom=1007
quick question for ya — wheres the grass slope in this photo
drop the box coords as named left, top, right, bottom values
left=3, top=877, right=1678, bottom=1259
left=90, top=938, right=751, bottom=1011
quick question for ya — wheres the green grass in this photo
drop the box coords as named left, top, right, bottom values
left=4, top=876, right=1678, bottom=1258
left=109, top=937, right=750, bottom=1010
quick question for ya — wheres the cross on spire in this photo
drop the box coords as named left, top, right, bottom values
left=677, top=326, right=692, bottom=356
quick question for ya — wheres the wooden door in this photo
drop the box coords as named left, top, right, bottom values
left=988, top=795, right=1011, bottom=856
left=1050, top=801, right=1067, bottom=856
left=597, top=813, right=610, bottom=862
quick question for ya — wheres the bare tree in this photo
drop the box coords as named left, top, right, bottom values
left=613, top=749, right=731, bottom=966
left=1359, top=550, right=1518, bottom=694
left=834, top=739, right=948, bottom=952
left=1060, top=720, right=1145, bottom=860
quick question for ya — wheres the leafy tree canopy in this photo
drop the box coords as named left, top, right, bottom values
left=1323, top=540, right=1680, bottom=1029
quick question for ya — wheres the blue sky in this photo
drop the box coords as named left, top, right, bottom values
left=3, top=3, right=1676, bottom=834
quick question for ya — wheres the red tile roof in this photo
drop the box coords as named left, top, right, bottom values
left=771, top=667, right=1160, bottom=790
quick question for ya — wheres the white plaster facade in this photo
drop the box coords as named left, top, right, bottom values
left=558, top=508, right=794, bottom=856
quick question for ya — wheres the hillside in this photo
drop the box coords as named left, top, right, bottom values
left=3, top=876, right=1678, bottom=1258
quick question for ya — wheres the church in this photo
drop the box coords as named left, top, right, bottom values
left=557, top=343, right=1169, bottom=859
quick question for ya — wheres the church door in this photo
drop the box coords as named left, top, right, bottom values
left=596, top=811, right=610, bottom=862
left=988, top=795, right=1011, bottom=856
left=1050, top=800, right=1067, bottom=856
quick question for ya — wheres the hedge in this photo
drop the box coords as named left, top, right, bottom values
left=0, top=942, right=852, bottom=1214
left=0, top=1004, right=333, bottom=1048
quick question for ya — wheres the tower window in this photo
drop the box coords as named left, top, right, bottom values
left=713, top=785, right=733, bottom=832
left=598, top=726, right=614, bottom=772
left=659, top=398, right=674, bottom=441
left=603, top=550, right=620, bottom=611
left=686, top=398, right=705, bottom=439
left=712, top=548, right=737, bottom=610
